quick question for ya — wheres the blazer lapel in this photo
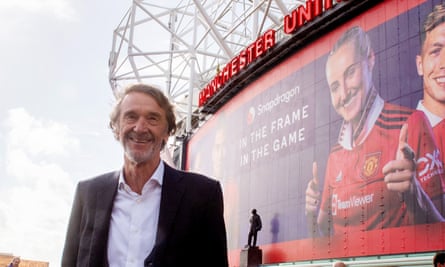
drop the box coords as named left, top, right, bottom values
left=148, top=164, right=185, bottom=261
left=91, top=171, right=120, bottom=265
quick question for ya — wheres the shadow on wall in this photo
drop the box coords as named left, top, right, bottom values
left=271, top=213, right=280, bottom=243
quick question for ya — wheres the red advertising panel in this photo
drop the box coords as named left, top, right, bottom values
left=187, top=0, right=445, bottom=265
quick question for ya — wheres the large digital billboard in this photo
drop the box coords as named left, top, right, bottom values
left=186, top=0, right=445, bottom=265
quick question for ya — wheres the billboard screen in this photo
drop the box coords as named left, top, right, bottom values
left=186, top=0, right=445, bottom=264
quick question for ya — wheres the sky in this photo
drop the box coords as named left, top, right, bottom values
left=0, top=0, right=136, bottom=265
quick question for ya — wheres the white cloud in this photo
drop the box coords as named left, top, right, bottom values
left=6, top=108, right=79, bottom=158
left=0, top=0, right=77, bottom=20
left=0, top=108, right=78, bottom=264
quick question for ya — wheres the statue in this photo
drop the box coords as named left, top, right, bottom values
left=246, top=209, right=262, bottom=248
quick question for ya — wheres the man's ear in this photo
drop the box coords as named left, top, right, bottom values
left=416, top=55, right=424, bottom=76
left=114, top=128, right=120, bottom=141
left=161, top=137, right=168, bottom=149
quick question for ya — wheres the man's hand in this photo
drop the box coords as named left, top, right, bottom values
left=382, top=123, right=416, bottom=193
left=306, top=162, right=321, bottom=214
left=382, top=123, right=444, bottom=223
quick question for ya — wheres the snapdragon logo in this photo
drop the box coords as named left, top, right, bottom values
left=331, top=193, right=374, bottom=216
left=257, top=86, right=299, bottom=116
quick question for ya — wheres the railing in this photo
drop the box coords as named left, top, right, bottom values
left=260, top=253, right=434, bottom=267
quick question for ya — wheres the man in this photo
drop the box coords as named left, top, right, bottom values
left=246, top=209, right=262, bottom=248
left=8, top=257, right=20, bottom=267
left=434, top=252, right=445, bottom=267
left=305, top=26, right=444, bottom=237
left=62, top=84, right=228, bottom=267
left=332, top=261, right=346, bottom=267
left=416, top=3, right=445, bottom=167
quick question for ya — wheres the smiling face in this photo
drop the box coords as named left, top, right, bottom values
left=326, top=40, right=374, bottom=129
left=117, top=91, right=169, bottom=165
left=417, top=21, right=445, bottom=116
left=11, top=257, right=20, bottom=267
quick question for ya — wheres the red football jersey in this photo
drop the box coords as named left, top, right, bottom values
left=320, top=99, right=444, bottom=236
left=432, top=119, right=445, bottom=166
left=417, top=100, right=445, bottom=166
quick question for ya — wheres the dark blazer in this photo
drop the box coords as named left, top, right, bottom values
left=62, top=162, right=228, bottom=267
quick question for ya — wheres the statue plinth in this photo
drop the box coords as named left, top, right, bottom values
left=240, top=246, right=262, bottom=267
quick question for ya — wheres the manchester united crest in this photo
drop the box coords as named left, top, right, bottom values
left=361, top=152, right=381, bottom=179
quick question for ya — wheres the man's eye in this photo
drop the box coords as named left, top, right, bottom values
left=147, top=116, right=160, bottom=125
left=125, top=114, right=137, bottom=121
left=430, top=48, right=441, bottom=56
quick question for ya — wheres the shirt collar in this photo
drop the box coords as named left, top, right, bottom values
left=417, top=100, right=443, bottom=127
left=118, top=161, right=165, bottom=192
left=151, top=160, right=164, bottom=186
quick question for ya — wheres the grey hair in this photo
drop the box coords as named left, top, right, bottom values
left=109, top=84, right=177, bottom=140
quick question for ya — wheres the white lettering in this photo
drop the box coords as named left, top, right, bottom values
left=418, top=149, right=444, bottom=179
left=270, top=105, right=309, bottom=134
left=272, top=128, right=305, bottom=152
left=257, top=86, right=299, bottom=116
left=335, top=193, right=374, bottom=211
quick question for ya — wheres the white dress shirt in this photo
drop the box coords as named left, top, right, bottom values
left=107, top=162, right=164, bottom=267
